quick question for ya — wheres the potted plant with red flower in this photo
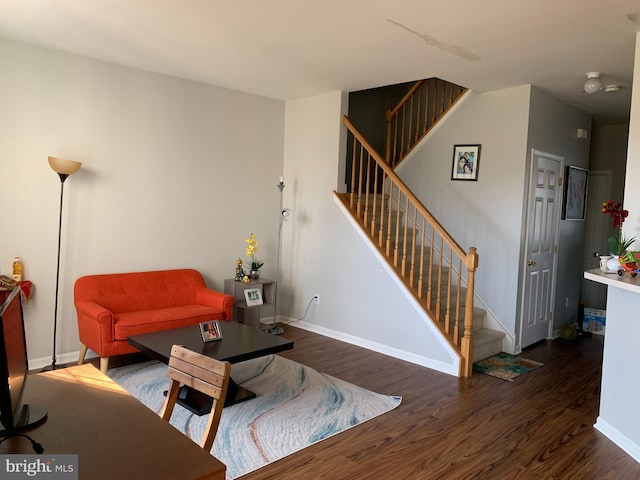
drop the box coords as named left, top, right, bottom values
left=601, top=199, right=636, bottom=270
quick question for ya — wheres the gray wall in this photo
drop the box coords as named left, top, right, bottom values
left=394, top=85, right=592, bottom=352
left=348, top=81, right=414, bottom=156
left=590, top=123, right=628, bottom=199
left=396, top=85, right=532, bottom=350
left=281, top=92, right=460, bottom=375
left=524, top=87, right=592, bottom=339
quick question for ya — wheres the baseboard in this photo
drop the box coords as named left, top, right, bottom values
left=29, top=350, right=90, bottom=371
left=291, top=320, right=459, bottom=376
left=594, top=417, right=640, bottom=463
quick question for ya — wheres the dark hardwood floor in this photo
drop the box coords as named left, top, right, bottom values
left=77, top=324, right=638, bottom=479
left=241, top=325, right=640, bottom=480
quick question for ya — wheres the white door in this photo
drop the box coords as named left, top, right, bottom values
left=580, top=171, right=612, bottom=309
left=520, top=150, right=563, bottom=349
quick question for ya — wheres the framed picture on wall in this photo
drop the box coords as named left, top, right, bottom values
left=563, top=166, right=589, bottom=221
left=451, top=144, right=481, bottom=181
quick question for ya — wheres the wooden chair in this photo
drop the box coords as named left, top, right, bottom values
left=160, top=345, right=231, bottom=451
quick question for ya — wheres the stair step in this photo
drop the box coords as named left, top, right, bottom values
left=367, top=213, right=404, bottom=227
left=357, top=212, right=403, bottom=231
left=427, top=284, right=470, bottom=308
left=381, top=227, right=422, bottom=244
left=436, top=306, right=486, bottom=331
left=400, top=270, right=456, bottom=300
left=471, top=329, right=505, bottom=363
left=412, top=267, right=452, bottom=285
left=341, top=190, right=496, bottom=373
left=460, top=306, right=486, bottom=330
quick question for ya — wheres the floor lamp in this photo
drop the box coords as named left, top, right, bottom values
left=268, top=176, right=290, bottom=335
left=42, top=156, right=82, bottom=371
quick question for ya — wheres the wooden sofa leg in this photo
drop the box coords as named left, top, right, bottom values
left=78, top=344, right=88, bottom=365
left=100, top=357, right=109, bottom=374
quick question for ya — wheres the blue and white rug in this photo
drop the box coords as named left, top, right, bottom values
left=108, top=355, right=401, bottom=479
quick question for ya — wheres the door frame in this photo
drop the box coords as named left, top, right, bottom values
left=517, top=148, right=564, bottom=352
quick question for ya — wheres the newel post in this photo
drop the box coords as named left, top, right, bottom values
left=460, top=247, right=478, bottom=377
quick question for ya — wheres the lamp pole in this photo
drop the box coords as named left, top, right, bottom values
left=268, top=178, right=286, bottom=335
left=43, top=157, right=81, bottom=371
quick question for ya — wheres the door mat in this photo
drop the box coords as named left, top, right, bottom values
left=473, top=353, right=543, bottom=382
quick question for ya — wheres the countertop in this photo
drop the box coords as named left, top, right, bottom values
left=584, top=268, right=640, bottom=294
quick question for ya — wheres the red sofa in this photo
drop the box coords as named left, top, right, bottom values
left=74, top=269, right=234, bottom=373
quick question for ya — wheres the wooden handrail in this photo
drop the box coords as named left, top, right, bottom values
left=344, top=115, right=467, bottom=260
left=385, top=78, right=467, bottom=168
left=387, top=80, right=425, bottom=118
left=340, top=115, right=478, bottom=377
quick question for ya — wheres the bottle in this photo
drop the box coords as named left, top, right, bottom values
left=12, top=257, right=22, bottom=283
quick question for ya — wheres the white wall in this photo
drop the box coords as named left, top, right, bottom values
left=0, top=39, right=285, bottom=367
left=584, top=32, right=640, bottom=464
left=625, top=34, right=640, bottom=238
left=595, top=28, right=640, bottom=465
left=396, top=86, right=532, bottom=339
left=0, top=38, right=461, bottom=375
left=281, top=92, right=459, bottom=374
left=594, top=285, right=640, bottom=462
left=0, top=36, right=595, bottom=377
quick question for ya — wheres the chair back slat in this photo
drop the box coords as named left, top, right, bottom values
left=166, top=365, right=225, bottom=399
left=160, top=345, right=231, bottom=451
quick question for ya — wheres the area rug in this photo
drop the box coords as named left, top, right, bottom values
left=108, top=355, right=401, bottom=479
left=473, top=353, right=544, bottom=382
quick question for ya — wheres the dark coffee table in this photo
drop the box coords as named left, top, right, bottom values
left=128, top=321, right=293, bottom=414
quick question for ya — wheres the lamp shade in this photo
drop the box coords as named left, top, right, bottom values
left=584, top=72, right=602, bottom=94
left=48, top=156, right=82, bottom=175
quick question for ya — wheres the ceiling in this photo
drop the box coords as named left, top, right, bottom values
left=1, top=1, right=639, bottom=125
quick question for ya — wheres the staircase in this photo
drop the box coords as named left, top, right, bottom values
left=337, top=79, right=504, bottom=377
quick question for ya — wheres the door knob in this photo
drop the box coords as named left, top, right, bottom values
left=527, top=260, right=536, bottom=266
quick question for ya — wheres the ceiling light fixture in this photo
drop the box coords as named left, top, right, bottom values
left=584, top=72, right=603, bottom=94
left=605, top=84, right=621, bottom=93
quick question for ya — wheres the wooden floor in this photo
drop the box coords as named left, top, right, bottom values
left=240, top=325, right=640, bottom=480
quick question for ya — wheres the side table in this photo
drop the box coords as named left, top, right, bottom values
left=0, top=281, right=34, bottom=305
left=224, top=278, right=275, bottom=328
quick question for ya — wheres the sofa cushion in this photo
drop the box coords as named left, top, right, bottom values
left=75, top=269, right=209, bottom=313
left=114, top=305, right=224, bottom=340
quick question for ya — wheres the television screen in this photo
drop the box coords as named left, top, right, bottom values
left=0, top=287, right=46, bottom=433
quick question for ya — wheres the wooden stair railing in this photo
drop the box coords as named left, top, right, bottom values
left=338, top=115, right=478, bottom=377
left=385, top=79, right=467, bottom=168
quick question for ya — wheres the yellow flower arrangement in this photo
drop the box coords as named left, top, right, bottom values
left=245, top=233, right=264, bottom=272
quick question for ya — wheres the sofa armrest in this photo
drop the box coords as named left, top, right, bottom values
left=196, top=289, right=235, bottom=321
left=75, top=300, right=116, bottom=352
left=75, top=300, right=113, bottom=324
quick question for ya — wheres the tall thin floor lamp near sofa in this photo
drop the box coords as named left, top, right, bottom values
left=268, top=176, right=291, bottom=335
left=42, top=156, right=82, bottom=371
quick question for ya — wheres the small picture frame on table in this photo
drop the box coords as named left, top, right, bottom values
left=244, top=287, right=263, bottom=306
left=451, top=144, right=481, bottom=181
left=199, top=320, right=223, bottom=342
